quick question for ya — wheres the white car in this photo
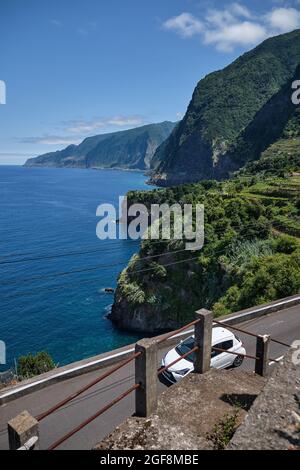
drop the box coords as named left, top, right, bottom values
left=161, top=326, right=246, bottom=384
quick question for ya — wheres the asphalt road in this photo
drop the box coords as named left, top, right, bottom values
left=0, top=305, right=299, bottom=450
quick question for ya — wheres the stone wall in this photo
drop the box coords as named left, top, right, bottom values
left=228, top=349, right=300, bottom=450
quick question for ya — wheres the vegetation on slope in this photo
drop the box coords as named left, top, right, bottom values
left=111, top=174, right=300, bottom=332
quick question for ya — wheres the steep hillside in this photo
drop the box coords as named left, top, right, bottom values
left=24, top=121, right=176, bottom=170
left=109, top=176, right=300, bottom=333
left=151, top=30, right=300, bottom=186
left=239, top=94, right=300, bottom=177
left=229, top=63, right=300, bottom=172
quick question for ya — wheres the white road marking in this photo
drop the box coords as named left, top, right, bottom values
left=270, top=320, right=284, bottom=326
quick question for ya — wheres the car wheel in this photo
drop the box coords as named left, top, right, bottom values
left=233, top=355, right=244, bottom=367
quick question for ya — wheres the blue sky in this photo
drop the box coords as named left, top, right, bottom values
left=1, top=0, right=300, bottom=164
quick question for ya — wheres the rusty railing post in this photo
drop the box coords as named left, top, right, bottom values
left=194, top=309, right=213, bottom=374
left=255, top=334, right=270, bottom=377
left=8, top=410, right=39, bottom=450
left=135, top=338, right=158, bottom=417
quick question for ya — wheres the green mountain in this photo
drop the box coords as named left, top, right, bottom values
left=151, top=30, right=300, bottom=186
left=24, top=121, right=176, bottom=170
left=238, top=68, right=300, bottom=177
left=110, top=31, right=300, bottom=333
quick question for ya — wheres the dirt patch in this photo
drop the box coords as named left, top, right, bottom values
left=95, top=369, right=265, bottom=450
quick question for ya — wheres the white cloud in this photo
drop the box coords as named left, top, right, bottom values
left=18, top=115, right=146, bottom=147
left=204, top=21, right=267, bottom=52
left=50, top=19, right=63, bottom=27
left=162, top=12, right=203, bottom=38
left=206, top=2, right=252, bottom=28
left=106, top=116, right=144, bottom=127
left=162, top=2, right=300, bottom=52
left=65, top=115, right=145, bottom=134
left=205, top=9, right=236, bottom=28
left=19, top=135, right=82, bottom=146
left=50, top=19, right=98, bottom=36
left=230, top=3, right=253, bottom=19
left=266, top=7, right=300, bottom=32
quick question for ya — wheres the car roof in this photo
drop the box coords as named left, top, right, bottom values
left=211, top=326, right=235, bottom=343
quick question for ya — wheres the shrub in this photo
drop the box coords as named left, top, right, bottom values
left=213, top=286, right=240, bottom=317
left=213, top=250, right=300, bottom=314
left=148, top=262, right=167, bottom=279
left=274, top=234, right=299, bottom=254
left=228, top=239, right=274, bottom=269
left=122, top=282, right=145, bottom=305
left=17, top=351, right=55, bottom=379
left=238, top=251, right=300, bottom=309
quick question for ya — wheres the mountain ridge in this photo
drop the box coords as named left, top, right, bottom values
left=150, top=29, right=300, bottom=186
left=24, top=121, right=176, bottom=171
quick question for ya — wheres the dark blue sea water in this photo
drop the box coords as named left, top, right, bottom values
left=0, top=165, right=150, bottom=370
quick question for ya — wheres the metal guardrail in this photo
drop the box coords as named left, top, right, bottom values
left=44, top=352, right=142, bottom=449
left=157, top=319, right=200, bottom=344
left=2, top=294, right=299, bottom=406
left=7, top=307, right=291, bottom=450
left=212, top=318, right=290, bottom=368
left=47, top=384, right=140, bottom=450
left=36, top=351, right=141, bottom=422
left=211, top=347, right=259, bottom=361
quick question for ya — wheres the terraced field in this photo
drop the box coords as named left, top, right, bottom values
left=241, top=175, right=300, bottom=238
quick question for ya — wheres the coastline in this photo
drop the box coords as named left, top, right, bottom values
left=23, top=163, right=158, bottom=186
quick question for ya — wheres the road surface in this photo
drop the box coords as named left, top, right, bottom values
left=0, top=305, right=299, bottom=450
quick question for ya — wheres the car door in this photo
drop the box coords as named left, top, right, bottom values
left=211, top=339, right=234, bottom=369
left=211, top=341, right=224, bottom=369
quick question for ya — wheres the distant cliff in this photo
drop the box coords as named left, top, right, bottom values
left=24, top=121, right=176, bottom=171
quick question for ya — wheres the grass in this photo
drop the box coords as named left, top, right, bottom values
left=206, top=408, right=240, bottom=450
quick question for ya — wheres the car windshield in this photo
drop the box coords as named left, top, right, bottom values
left=175, top=336, right=195, bottom=363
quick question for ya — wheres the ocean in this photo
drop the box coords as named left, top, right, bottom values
left=0, top=165, right=150, bottom=370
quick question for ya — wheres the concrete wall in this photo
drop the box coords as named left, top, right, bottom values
left=228, top=348, right=300, bottom=449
